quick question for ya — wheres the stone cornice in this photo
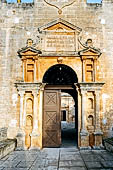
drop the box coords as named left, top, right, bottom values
left=75, top=82, right=105, bottom=91
left=15, top=82, right=42, bottom=92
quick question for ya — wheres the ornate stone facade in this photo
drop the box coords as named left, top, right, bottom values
left=0, top=0, right=113, bottom=149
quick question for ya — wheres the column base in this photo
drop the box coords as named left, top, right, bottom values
left=30, top=131, right=40, bottom=148
left=79, top=146, right=91, bottom=150
left=80, top=130, right=89, bottom=147
left=94, top=131, right=103, bottom=147
left=92, top=145, right=105, bottom=150
left=80, top=129, right=89, bottom=136
left=29, top=146, right=41, bottom=150
left=16, top=128, right=26, bottom=150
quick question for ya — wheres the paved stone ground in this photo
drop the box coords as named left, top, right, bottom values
left=0, top=148, right=113, bottom=170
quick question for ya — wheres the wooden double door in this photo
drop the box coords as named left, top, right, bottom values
left=43, top=89, right=61, bottom=147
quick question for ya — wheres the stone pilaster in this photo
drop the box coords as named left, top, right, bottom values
left=16, top=91, right=26, bottom=150
left=93, top=90, right=103, bottom=149
left=34, top=62, right=36, bottom=82
left=82, top=60, right=86, bottom=82
left=80, top=90, right=89, bottom=148
left=93, top=59, right=97, bottom=82
left=23, top=94, right=26, bottom=127
left=30, top=91, right=40, bottom=149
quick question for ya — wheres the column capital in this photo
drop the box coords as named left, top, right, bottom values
left=18, top=91, right=25, bottom=97
left=94, top=90, right=101, bottom=96
left=32, top=91, right=39, bottom=96
left=81, top=90, right=87, bottom=95
left=40, top=83, right=46, bottom=91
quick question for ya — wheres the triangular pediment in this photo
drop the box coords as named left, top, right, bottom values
left=38, top=18, right=82, bottom=33
left=79, top=47, right=101, bottom=56
left=18, top=46, right=42, bottom=57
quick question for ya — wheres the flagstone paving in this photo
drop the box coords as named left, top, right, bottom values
left=0, top=148, right=113, bottom=170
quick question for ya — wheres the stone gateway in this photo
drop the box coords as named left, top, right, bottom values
left=0, top=0, right=113, bottom=150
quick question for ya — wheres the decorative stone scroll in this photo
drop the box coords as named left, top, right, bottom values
left=44, top=0, right=76, bottom=14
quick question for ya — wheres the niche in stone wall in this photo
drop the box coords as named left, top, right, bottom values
left=88, top=115, right=94, bottom=126
left=88, top=98, right=94, bottom=109
left=87, top=92, right=94, bottom=131
left=26, top=98, right=33, bottom=115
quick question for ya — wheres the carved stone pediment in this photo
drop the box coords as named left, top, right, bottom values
left=38, top=18, right=82, bottom=53
left=79, top=47, right=101, bottom=57
left=18, top=46, right=42, bottom=57
left=38, top=18, right=82, bottom=33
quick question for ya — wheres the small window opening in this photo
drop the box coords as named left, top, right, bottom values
left=61, top=110, right=66, bottom=121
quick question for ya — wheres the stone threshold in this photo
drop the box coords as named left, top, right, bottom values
left=0, top=139, right=17, bottom=159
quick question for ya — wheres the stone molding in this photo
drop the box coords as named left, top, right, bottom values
left=15, top=82, right=42, bottom=92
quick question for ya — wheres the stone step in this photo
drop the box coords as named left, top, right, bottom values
left=104, top=137, right=113, bottom=152
left=0, top=139, right=17, bottom=159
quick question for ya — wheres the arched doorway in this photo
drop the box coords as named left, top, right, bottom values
left=42, top=64, right=78, bottom=147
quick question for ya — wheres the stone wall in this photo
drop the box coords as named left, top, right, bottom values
left=0, top=0, right=113, bottom=140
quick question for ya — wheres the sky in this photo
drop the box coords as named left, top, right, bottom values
left=7, top=0, right=33, bottom=3
left=87, top=0, right=102, bottom=3
left=7, top=0, right=102, bottom=4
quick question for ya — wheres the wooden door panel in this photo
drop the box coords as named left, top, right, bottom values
left=43, top=89, right=61, bottom=147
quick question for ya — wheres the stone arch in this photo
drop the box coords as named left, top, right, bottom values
left=42, top=64, right=78, bottom=85
left=42, top=64, right=78, bottom=147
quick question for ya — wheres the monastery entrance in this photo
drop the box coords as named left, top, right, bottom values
left=42, top=64, right=78, bottom=147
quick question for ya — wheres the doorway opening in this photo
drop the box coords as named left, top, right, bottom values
left=61, top=110, right=66, bottom=121
left=61, top=92, right=77, bottom=148
left=42, top=64, right=78, bottom=148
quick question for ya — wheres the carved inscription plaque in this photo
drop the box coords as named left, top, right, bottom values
left=45, top=34, right=75, bottom=52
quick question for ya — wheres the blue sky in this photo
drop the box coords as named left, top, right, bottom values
left=7, top=0, right=102, bottom=3
left=7, top=0, right=33, bottom=3
left=87, top=0, right=102, bottom=3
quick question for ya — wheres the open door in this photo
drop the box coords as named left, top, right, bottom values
left=43, top=89, right=61, bottom=147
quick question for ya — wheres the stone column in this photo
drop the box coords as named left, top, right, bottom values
left=23, top=94, right=26, bottom=127
left=38, top=83, right=46, bottom=149
left=34, top=62, right=36, bottom=82
left=19, top=91, right=24, bottom=128
left=82, top=60, right=86, bottom=82
left=80, top=90, right=89, bottom=149
left=94, top=91, right=103, bottom=148
left=32, top=91, right=39, bottom=133
left=16, top=91, right=26, bottom=150
left=93, top=59, right=97, bottom=82
left=95, top=91, right=101, bottom=131
left=81, top=90, right=87, bottom=133
left=30, top=91, right=40, bottom=149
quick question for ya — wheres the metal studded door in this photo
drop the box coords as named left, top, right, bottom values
left=43, top=89, right=61, bottom=147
